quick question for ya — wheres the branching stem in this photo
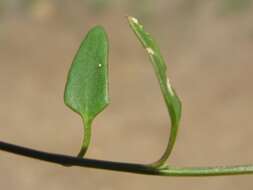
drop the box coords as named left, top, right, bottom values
left=1, top=140, right=253, bottom=176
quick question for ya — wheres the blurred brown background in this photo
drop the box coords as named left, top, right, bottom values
left=0, top=0, right=253, bottom=189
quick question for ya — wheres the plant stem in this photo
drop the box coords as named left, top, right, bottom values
left=1, top=140, right=253, bottom=176
left=159, top=165, right=253, bottom=176
left=77, top=118, right=92, bottom=157
left=151, top=122, right=178, bottom=167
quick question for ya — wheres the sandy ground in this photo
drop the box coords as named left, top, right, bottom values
left=0, top=1, right=253, bottom=189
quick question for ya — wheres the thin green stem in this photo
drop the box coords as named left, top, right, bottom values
left=151, top=122, right=178, bottom=167
left=77, top=118, right=92, bottom=157
left=159, top=165, right=253, bottom=176
left=1, top=140, right=253, bottom=176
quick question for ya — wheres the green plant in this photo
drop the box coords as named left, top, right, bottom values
left=0, top=16, right=253, bottom=177
left=64, top=26, right=109, bottom=158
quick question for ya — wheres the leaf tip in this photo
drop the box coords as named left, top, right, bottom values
left=127, top=16, right=139, bottom=24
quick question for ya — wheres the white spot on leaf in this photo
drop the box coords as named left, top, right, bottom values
left=167, top=78, right=174, bottom=96
left=146, top=47, right=155, bottom=55
left=98, top=64, right=102, bottom=68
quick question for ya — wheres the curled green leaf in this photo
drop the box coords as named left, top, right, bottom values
left=64, top=26, right=109, bottom=157
left=128, top=16, right=182, bottom=167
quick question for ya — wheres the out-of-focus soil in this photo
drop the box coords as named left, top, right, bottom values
left=0, top=1, right=253, bottom=189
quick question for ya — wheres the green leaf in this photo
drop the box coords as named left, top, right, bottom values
left=64, top=26, right=109, bottom=157
left=128, top=16, right=182, bottom=167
